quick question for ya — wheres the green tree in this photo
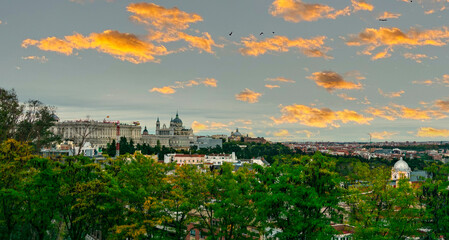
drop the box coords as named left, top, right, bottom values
left=162, top=165, right=202, bottom=240
left=346, top=163, right=422, bottom=239
left=253, top=153, right=342, bottom=240
left=23, top=157, right=61, bottom=240
left=56, top=156, right=108, bottom=240
left=0, top=89, right=23, bottom=142
left=213, top=164, right=258, bottom=239
left=15, top=100, right=59, bottom=150
left=0, top=139, right=34, bottom=239
left=106, top=139, right=116, bottom=156
left=420, top=162, right=449, bottom=239
left=108, top=153, right=172, bottom=239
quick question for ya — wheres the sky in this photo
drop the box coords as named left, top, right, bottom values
left=1, top=0, right=449, bottom=142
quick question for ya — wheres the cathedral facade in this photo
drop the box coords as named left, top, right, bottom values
left=141, top=112, right=194, bottom=150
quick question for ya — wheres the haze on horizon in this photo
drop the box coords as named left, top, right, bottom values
left=1, top=0, right=449, bottom=142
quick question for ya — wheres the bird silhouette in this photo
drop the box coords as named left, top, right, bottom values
left=379, top=18, right=387, bottom=21
left=229, top=32, right=233, bottom=36
left=272, top=32, right=275, bottom=34
left=260, top=32, right=264, bottom=35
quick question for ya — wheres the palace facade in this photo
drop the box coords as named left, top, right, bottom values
left=51, top=112, right=195, bottom=150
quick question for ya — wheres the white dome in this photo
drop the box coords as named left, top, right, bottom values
left=393, top=158, right=411, bottom=172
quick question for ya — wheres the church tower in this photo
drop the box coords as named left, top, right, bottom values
left=156, top=117, right=160, bottom=135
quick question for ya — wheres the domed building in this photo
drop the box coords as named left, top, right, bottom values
left=141, top=112, right=194, bottom=151
left=156, top=112, right=193, bottom=136
left=391, top=157, right=430, bottom=187
left=391, top=158, right=411, bottom=180
left=142, top=126, right=149, bottom=135
left=229, top=128, right=243, bottom=141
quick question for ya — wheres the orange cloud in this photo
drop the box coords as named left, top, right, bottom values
left=235, top=89, right=262, bottom=103
left=412, top=79, right=435, bottom=86
left=365, top=107, right=397, bottom=120
left=295, top=130, right=317, bottom=138
left=270, top=0, right=351, bottom=22
left=378, top=88, right=404, bottom=98
left=191, top=120, right=248, bottom=133
left=22, top=30, right=170, bottom=64
left=307, top=71, right=362, bottom=92
left=239, top=35, right=331, bottom=58
left=352, top=0, right=374, bottom=12
left=371, top=47, right=392, bottom=60
left=266, top=77, right=296, bottom=83
left=273, top=129, right=290, bottom=137
left=346, top=26, right=449, bottom=59
left=378, top=11, right=401, bottom=19
left=337, top=93, right=357, bottom=101
left=127, top=2, right=202, bottom=30
left=149, top=86, right=176, bottom=94
left=403, top=53, right=436, bottom=63
left=22, top=38, right=74, bottom=55
left=370, top=131, right=398, bottom=140
left=151, top=78, right=218, bottom=94
left=271, top=104, right=372, bottom=128
left=174, top=80, right=199, bottom=88
left=177, top=32, right=222, bottom=53
left=127, top=3, right=222, bottom=54
left=265, top=84, right=280, bottom=89
left=417, top=127, right=449, bottom=137
left=345, top=70, right=366, bottom=80
left=202, top=78, right=217, bottom=87
left=366, top=104, right=447, bottom=120
left=21, top=56, right=48, bottom=63
left=413, top=74, right=449, bottom=87
left=435, top=99, right=449, bottom=111
left=191, top=121, right=208, bottom=131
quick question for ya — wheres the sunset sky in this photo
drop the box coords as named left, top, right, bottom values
left=2, top=0, right=449, bottom=142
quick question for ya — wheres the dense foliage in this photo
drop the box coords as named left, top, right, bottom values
left=105, top=139, right=295, bottom=164
left=0, top=88, right=59, bottom=151
left=2, top=140, right=449, bottom=239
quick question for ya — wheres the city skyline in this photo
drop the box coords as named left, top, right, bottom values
left=2, top=0, right=449, bottom=142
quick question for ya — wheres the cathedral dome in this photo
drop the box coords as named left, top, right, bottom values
left=233, top=128, right=242, bottom=136
left=393, top=158, right=411, bottom=172
left=172, top=112, right=182, bottom=124
left=143, top=126, right=149, bottom=135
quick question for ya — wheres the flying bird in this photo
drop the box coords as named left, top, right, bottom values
left=378, top=18, right=387, bottom=21
left=260, top=32, right=264, bottom=35
left=229, top=32, right=233, bottom=36
left=272, top=32, right=275, bottom=34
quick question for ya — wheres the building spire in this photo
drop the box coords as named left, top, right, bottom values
left=156, top=117, right=159, bottom=122
left=176, top=110, right=179, bottom=118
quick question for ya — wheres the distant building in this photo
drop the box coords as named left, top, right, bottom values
left=51, top=119, right=141, bottom=148
left=141, top=112, right=195, bottom=150
left=41, top=141, right=100, bottom=158
left=164, top=154, right=205, bottom=165
left=243, top=136, right=267, bottom=144
left=229, top=128, right=243, bottom=141
left=193, top=137, right=222, bottom=149
left=211, top=134, right=228, bottom=142
left=391, top=158, right=429, bottom=187
left=205, top=153, right=237, bottom=166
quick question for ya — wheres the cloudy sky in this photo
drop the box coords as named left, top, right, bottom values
left=2, top=0, right=449, bottom=142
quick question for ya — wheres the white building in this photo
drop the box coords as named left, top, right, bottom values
left=164, top=154, right=205, bottom=165
left=205, top=153, right=237, bottom=166
left=391, top=157, right=411, bottom=181
left=51, top=119, right=141, bottom=148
